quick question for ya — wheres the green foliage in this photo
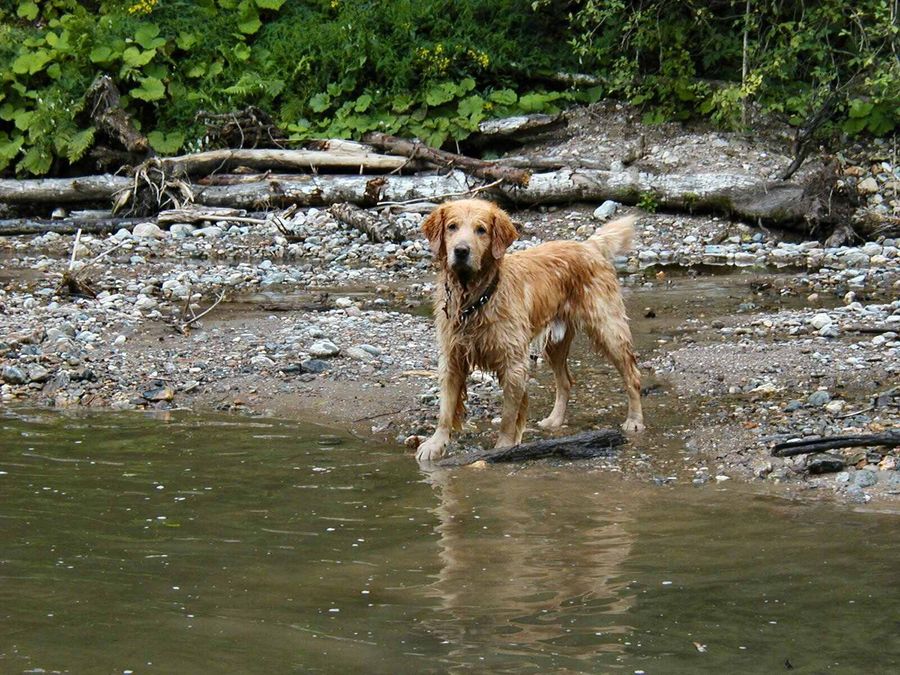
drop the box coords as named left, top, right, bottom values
left=0, top=0, right=580, bottom=175
left=560, top=0, right=898, bottom=135
left=0, top=0, right=895, bottom=177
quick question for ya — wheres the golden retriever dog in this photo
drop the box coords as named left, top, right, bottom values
left=416, top=198, right=644, bottom=462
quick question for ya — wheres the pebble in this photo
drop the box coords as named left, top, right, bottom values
left=807, top=390, right=832, bottom=406
left=132, top=222, right=165, bottom=238
left=309, top=340, right=340, bottom=358
left=593, top=200, right=619, bottom=221
left=2, top=365, right=27, bottom=384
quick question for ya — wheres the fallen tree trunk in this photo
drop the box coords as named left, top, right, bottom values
left=158, top=148, right=412, bottom=175
left=0, top=217, right=142, bottom=236
left=329, top=203, right=407, bottom=242
left=156, top=206, right=246, bottom=225
left=0, top=175, right=131, bottom=205
left=438, top=429, right=626, bottom=467
left=362, top=131, right=531, bottom=186
left=464, top=114, right=566, bottom=148
left=772, top=431, right=900, bottom=457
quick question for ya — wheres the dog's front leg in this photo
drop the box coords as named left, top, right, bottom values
left=495, top=364, right=527, bottom=448
left=417, top=360, right=468, bottom=462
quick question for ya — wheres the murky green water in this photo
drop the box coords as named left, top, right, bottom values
left=1, top=410, right=897, bottom=674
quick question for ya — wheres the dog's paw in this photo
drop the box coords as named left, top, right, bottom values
left=416, top=436, right=447, bottom=462
left=621, top=418, right=645, bottom=433
left=537, top=416, right=564, bottom=430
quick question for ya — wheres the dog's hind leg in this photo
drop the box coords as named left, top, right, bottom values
left=585, top=305, right=645, bottom=433
left=514, top=390, right=529, bottom=444
left=538, top=327, right=574, bottom=429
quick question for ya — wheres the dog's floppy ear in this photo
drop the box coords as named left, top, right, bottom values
left=422, top=204, right=446, bottom=259
left=490, top=205, right=518, bottom=260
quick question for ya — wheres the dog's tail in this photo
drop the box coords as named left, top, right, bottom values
left=587, top=214, right=638, bottom=260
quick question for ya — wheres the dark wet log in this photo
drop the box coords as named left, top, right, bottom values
left=86, top=76, right=149, bottom=153
left=438, top=429, right=626, bottom=467
left=361, top=132, right=531, bottom=186
left=772, top=431, right=900, bottom=457
left=0, top=217, right=142, bottom=236
left=158, top=148, right=410, bottom=176
left=0, top=175, right=131, bottom=205
left=329, top=203, right=407, bottom=242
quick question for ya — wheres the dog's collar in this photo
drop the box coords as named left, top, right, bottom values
left=445, top=272, right=500, bottom=324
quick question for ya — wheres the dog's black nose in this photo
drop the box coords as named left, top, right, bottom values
left=453, top=244, right=470, bottom=260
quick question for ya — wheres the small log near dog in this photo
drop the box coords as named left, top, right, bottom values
left=436, top=429, right=626, bottom=467
left=772, top=431, right=900, bottom=458
left=329, top=203, right=407, bottom=243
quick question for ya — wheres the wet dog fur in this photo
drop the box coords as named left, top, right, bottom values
left=416, top=198, right=644, bottom=462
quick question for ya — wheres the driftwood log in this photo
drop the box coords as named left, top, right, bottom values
left=437, top=429, right=626, bottom=467
left=772, top=431, right=900, bottom=457
left=157, top=148, right=412, bottom=176
left=0, top=217, right=142, bottom=236
left=362, top=131, right=531, bottom=186
left=464, top=114, right=566, bottom=148
left=329, top=203, right=407, bottom=242
left=0, top=175, right=131, bottom=205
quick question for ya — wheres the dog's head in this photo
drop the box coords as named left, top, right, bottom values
left=422, top=199, right=518, bottom=282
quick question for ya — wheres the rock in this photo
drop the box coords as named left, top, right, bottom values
left=824, top=400, right=845, bottom=414
left=808, top=454, right=845, bottom=474
left=132, top=222, right=164, bottom=238
left=300, top=358, right=329, bottom=374
left=250, top=354, right=275, bottom=368
left=853, top=469, right=878, bottom=488
left=857, top=177, right=879, bottom=194
left=844, top=485, right=868, bottom=503
left=134, top=294, right=157, bottom=311
left=592, top=200, right=619, bottom=221
left=357, top=344, right=382, bottom=356
left=169, top=223, right=196, bottom=238
left=141, top=382, right=174, bottom=402
left=807, top=390, right=831, bottom=406
left=113, top=228, right=132, bottom=241
left=818, top=324, right=840, bottom=338
left=809, top=313, right=832, bottom=330
left=344, top=346, right=375, bottom=362
left=784, top=400, right=804, bottom=412
left=27, top=364, right=51, bottom=383
left=335, top=296, right=354, bottom=309
left=193, top=226, right=223, bottom=238
left=2, top=365, right=27, bottom=384
left=309, top=340, right=340, bottom=358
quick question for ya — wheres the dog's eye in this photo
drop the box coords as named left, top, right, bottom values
left=447, top=223, right=458, bottom=232
left=475, top=226, right=487, bottom=235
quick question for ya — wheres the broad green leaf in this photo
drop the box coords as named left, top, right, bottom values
left=135, top=24, right=166, bottom=50
left=457, top=94, right=484, bottom=119
left=186, top=63, right=206, bottom=78
left=309, top=93, right=330, bottom=112
left=425, top=82, right=455, bottom=106
left=848, top=99, right=873, bottom=118
left=122, top=46, right=156, bottom=68
left=489, top=89, right=517, bottom=105
left=237, top=1, right=262, bottom=34
left=391, top=94, right=414, bottom=113
left=233, top=42, right=251, bottom=61
left=176, top=32, right=197, bottom=50
left=130, top=76, right=166, bottom=102
left=18, top=146, right=52, bottom=175
left=90, top=45, right=114, bottom=63
left=354, top=94, right=373, bottom=112
left=13, top=49, right=52, bottom=75
left=148, top=130, right=184, bottom=154
left=255, top=0, right=286, bottom=8
left=14, top=110, right=34, bottom=131
left=17, top=1, right=38, bottom=20
left=0, top=133, right=24, bottom=164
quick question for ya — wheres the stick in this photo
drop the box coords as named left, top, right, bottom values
left=772, top=431, right=900, bottom=457
left=438, top=429, right=626, bottom=467
left=177, top=291, right=226, bottom=332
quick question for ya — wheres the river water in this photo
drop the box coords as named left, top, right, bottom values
left=1, top=409, right=897, bottom=673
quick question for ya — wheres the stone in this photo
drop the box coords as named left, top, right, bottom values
left=824, top=400, right=845, bottom=414
left=344, top=346, right=375, bottom=362
left=335, top=296, right=354, bottom=309
left=141, top=382, right=174, bottom=402
left=784, top=400, right=804, bottom=412
left=592, top=200, right=619, bottom=221
left=357, top=344, right=382, bottom=356
left=250, top=354, right=275, bottom=368
left=132, top=222, right=164, bottom=238
left=852, top=469, right=878, bottom=488
left=857, top=176, right=878, bottom=194
left=134, top=294, right=157, bottom=311
left=818, top=324, right=840, bottom=338
left=807, top=390, right=831, bottom=406
left=808, top=454, right=845, bottom=474
left=169, top=223, right=196, bottom=238
left=300, top=358, right=329, bottom=374
left=2, top=365, right=27, bottom=384
left=193, top=226, right=223, bottom=238
left=309, top=340, right=340, bottom=358
left=27, top=365, right=51, bottom=383
left=809, top=313, right=832, bottom=330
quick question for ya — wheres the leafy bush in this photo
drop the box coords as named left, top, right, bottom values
left=560, top=0, right=899, bottom=136
left=0, top=0, right=581, bottom=175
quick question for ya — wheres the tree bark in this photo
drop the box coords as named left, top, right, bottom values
left=438, top=429, right=626, bottom=467
left=362, top=131, right=531, bottom=186
left=85, top=75, right=149, bottom=153
left=0, top=217, right=142, bottom=236
left=464, top=114, right=566, bottom=148
left=158, top=148, right=412, bottom=176
left=0, top=175, right=131, bottom=205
